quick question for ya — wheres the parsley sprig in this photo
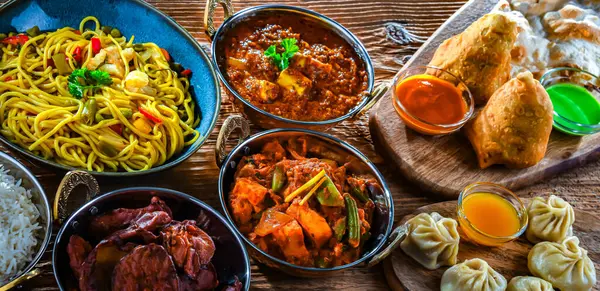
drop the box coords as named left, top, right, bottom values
left=68, top=68, right=113, bottom=99
left=264, top=38, right=299, bottom=70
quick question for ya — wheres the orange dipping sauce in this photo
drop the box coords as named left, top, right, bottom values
left=393, top=74, right=467, bottom=134
left=459, top=192, right=522, bottom=246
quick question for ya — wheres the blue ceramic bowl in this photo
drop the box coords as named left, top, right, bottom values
left=0, top=0, right=220, bottom=176
left=52, top=187, right=251, bottom=290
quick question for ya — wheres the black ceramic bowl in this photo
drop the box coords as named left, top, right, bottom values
left=52, top=179, right=251, bottom=290
left=215, top=116, right=394, bottom=277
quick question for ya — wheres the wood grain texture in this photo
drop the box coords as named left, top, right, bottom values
left=384, top=199, right=600, bottom=291
left=0, top=0, right=598, bottom=290
left=369, top=0, right=600, bottom=199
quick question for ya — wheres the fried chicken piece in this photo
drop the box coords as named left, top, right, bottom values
left=428, top=13, right=518, bottom=105
left=67, top=235, right=92, bottom=280
left=178, top=262, right=219, bottom=291
left=107, top=211, right=172, bottom=244
left=78, top=240, right=138, bottom=291
left=112, top=244, right=179, bottom=291
left=161, top=220, right=216, bottom=277
left=89, top=196, right=172, bottom=236
left=465, top=71, right=553, bottom=168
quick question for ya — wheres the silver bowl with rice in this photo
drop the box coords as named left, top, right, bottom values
left=0, top=151, right=52, bottom=289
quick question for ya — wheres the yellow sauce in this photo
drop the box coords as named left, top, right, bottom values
left=459, top=192, right=521, bottom=246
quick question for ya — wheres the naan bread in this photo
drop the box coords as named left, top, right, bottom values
left=464, top=71, right=553, bottom=169
left=400, top=212, right=460, bottom=270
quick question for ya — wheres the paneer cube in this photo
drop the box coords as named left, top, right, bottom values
left=286, top=200, right=333, bottom=248
left=231, top=177, right=268, bottom=208
left=272, top=220, right=311, bottom=266
left=277, top=69, right=312, bottom=97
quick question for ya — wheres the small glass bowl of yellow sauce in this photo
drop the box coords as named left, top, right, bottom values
left=457, top=182, right=528, bottom=247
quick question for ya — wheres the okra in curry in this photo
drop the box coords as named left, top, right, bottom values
left=228, top=136, right=379, bottom=268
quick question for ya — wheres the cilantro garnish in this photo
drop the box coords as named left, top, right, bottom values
left=67, top=68, right=113, bottom=99
left=264, top=38, right=299, bottom=70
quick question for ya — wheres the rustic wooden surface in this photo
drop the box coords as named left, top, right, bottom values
left=383, top=199, right=600, bottom=291
left=369, top=0, right=600, bottom=199
left=0, top=0, right=598, bottom=290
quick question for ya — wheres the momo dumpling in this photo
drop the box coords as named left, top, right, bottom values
left=428, top=13, right=517, bottom=105
left=465, top=71, right=553, bottom=169
left=400, top=212, right=459, bottom=270
left=507, top=276, right=553, bottom=291
left=528, top=236, right=596, bottom=291
left=441, top=258, right=507, bottom=291
left=526, top=195, right=575, bottom=243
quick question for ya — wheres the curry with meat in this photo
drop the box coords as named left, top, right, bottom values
left=66, top=197, right=241, bottom=291
left=228, top=137, right=380, bottom=268
left=223, top=15, right=369, bottom=121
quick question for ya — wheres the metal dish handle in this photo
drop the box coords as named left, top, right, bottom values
left=353, top=82, right=390, bottom=119
left=215, top=114, right=251, bottom=168
left=53, top=170, right=100, bottom=225
left=366, top=224, right=407, bottom=268
left=0, top=262, right=50, bottom=291
left=204, top=0, right=235, bottom=40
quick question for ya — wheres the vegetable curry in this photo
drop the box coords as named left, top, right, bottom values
left=228, top=136, right=380, bottom=268
left=223, top=15, right=369, bottom=121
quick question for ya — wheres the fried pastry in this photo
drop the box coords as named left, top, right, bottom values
left=465, top=71, right=553, bottom=169
left=428, top=13, right=518, bottom=105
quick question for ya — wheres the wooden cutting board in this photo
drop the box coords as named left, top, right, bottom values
left=369, top=0, right=600, bottom=199
left=383, top=199, right=600, bottom=291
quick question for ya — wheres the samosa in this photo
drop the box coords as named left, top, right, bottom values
left=465, top=71, right=553, bottom=169
left=428, top=13, right=518, bottom=105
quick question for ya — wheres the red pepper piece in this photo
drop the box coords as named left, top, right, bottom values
left=1, top=34, right=29, bottom=46
left=74, top=30, right=81, bottom=35
left=91, top=37, right=101, bottom=54
left=138, top=107, right=162, bottom=124
left=181, top=69, right=192, bottom=77
left=5, top=76, right=12, bottom=81
left=160, top=48, right=171, bottom=62
left=109, top=124, right=123, bottom=136
left=73, top=46, right=82, bottom=63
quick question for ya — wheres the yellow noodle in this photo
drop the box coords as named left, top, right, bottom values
left=0, top=17, right=201, bottom=172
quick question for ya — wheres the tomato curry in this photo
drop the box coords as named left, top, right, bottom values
left=223, top=15, right=369, bottom=121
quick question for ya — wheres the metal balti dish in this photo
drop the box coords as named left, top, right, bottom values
left=51, top=172, right=251, bottom=290
left=0, top=152, right=52, bottom=290
left=215, top=115, right=394, bottom=277
left=204, top=0, right=389, bottom=131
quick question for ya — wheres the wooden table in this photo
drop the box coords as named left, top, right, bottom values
left=3, top=0, right=599, bottom=290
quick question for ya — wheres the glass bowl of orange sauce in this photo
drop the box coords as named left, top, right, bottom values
left=392, top=65, right=474, bottom=135
left=457, top=182, right=528, bottom=247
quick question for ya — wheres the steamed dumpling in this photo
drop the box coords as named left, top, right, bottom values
left=400, top=212, right=460, bottom=270
left=526, top=195, right=575, bottom=243
left=507, top=276, right=553, bottom=291
left=528, top=236, right=596, bottom=291
left=441, top=258, right=507, bottom=291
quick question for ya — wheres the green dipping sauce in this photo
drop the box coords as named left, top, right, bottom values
left=546, top=83, right=600, bottom=135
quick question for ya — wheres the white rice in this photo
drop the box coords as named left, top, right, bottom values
left=0, top=166, right=41, bottom=284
